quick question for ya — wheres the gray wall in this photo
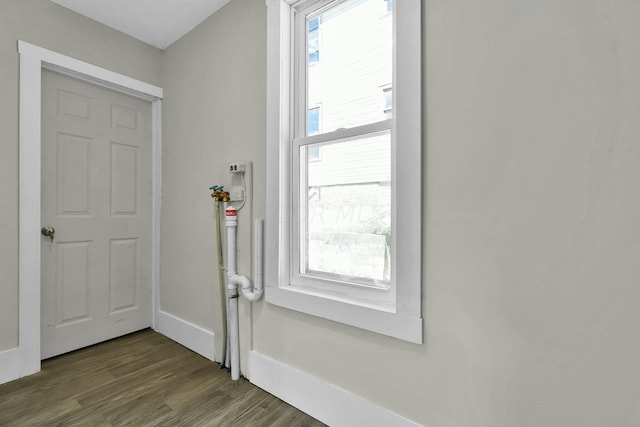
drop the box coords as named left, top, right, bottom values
left=161, top=0, right=640, bottom=426
left=160, top=0, right=266, bottom=365
left=3, top=0, right=640, bottom=425
left=0, top=0, right=162, bottom=351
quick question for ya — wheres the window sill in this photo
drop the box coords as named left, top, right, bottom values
left=266, top=286, right=423, bottom=343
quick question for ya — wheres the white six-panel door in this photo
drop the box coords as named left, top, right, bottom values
left=41, top=69, right=152, bottom=359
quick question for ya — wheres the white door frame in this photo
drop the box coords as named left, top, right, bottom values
left=17, top=41, right=163, bottom=379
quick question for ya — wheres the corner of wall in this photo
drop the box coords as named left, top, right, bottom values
left=0, top=347, right=21, bottom=385
left=155, top=310, right=216, bottom=362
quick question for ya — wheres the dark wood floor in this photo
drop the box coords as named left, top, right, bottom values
left=0, top=329, right=325, bottom=426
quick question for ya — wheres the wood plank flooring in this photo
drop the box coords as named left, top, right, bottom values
left=0, top=329, right=326, bottom=427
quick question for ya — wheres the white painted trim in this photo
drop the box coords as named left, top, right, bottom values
left=393, top=0, right=423, bottom=318
left=18, top=41, right=163, bottom=99
left=155, top=311, right=216, bottom=362
left=249, top=351, right=424, bottom=427
left=151, top=101, right=163, bottom=330
left=18, top=49, right=43, bottom=380
left=0, top=348, right=22, bottom=384
left=266, top=286, right=422, bottom=343
left=12, top=40, right=163, bottom=385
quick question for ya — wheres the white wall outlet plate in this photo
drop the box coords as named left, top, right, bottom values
left=229, top=163, right=246, bottom=174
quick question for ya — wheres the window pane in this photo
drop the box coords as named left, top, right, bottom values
left=385, top=0, right=393, bottom=14
left=308, top=17, right=320, bottom=65
left=307, top=0, right=392, bottom=134
left=308, top=145, right=321, bottom=161
left=301, top=131, right=391, bottom=285
left=383, top=87, right=392, bottom=118
left=308, top=106, right=320, bottom=135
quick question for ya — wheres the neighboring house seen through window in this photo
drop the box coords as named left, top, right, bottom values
left=307, top=106, right=321, bottom=160
left=383, top=87, right=392, bottom=119
left=385, top=0, right=393, bottom=14
left=308, top=16, right=320, bottom=65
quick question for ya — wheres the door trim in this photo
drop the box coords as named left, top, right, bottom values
left=17, top=41, right=163, bottom=379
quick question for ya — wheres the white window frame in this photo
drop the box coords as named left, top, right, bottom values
left=265, top=0, right=422, bottom=343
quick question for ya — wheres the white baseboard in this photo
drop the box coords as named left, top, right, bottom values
left=155, top=310, right=216, bottom=362
left=249, top=351, right=424, bottom=427
left=0, top=347, right=22, bottom=385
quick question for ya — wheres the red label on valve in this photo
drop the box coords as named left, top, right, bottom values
left=226, top=209, right=237, bottom=217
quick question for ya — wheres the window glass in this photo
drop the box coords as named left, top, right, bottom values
left=306, top=0, right=392, bottom=134
left=301, top=131, right=391, bottom=285
left=308, top=106, right=320, bottom=135
left=308, top=17, right=320, bottom=65
left=383, top=87, right=392, bottom=119
left=308, top=107, right=322, bottom=160
left=299, top=0, right=393, bottom=286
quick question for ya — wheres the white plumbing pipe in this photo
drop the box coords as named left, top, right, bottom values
left=223, top=202, right=230, bottom=368
left=240, top=219, right=263, bottom=302
left=225, top=207, right=264, bottom=381
left=225, top=206, right=240, bottom=380
left=227, top=294, right=239, bottom=380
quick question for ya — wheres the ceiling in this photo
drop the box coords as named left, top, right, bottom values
left=50, top=0, right=233, bottom=49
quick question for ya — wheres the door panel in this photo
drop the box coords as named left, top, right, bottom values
left=56, top=241, right=90, bottom=325
left=110, top=142, right=139, bottom=215
left=41, top=69, right=152, bottom=359
left=57, top=133, right=92, bottom=216
left=109, top=238, right=138, bottom=313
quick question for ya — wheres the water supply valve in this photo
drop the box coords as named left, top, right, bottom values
left=210, top=185, right=230, bottom=202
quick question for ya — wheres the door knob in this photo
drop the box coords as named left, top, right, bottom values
left=41, top=226, right=55, bottom=242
